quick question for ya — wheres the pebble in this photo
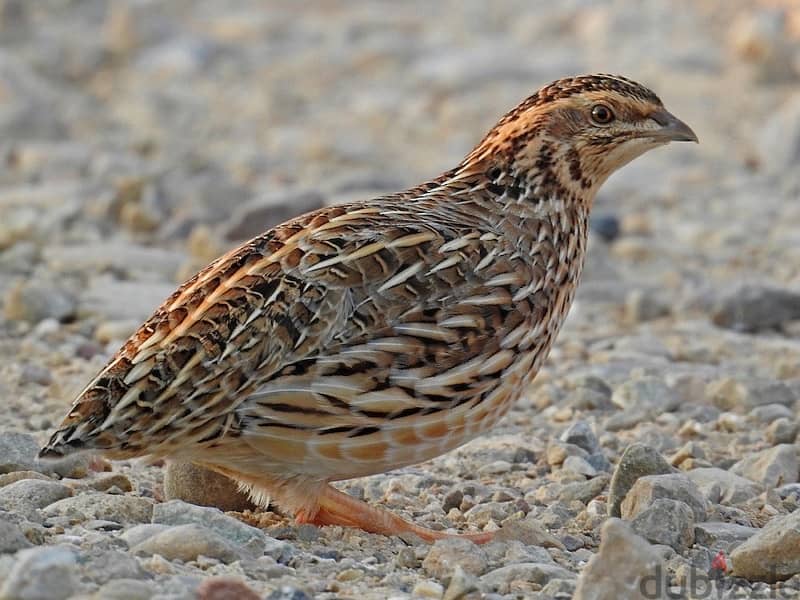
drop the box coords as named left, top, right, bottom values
left=42, top=493, right=154, bottom=524
left=693, top=522, right=758, bottom=554
left=0, top=546, right=78, bottom=600
left=711, top=283, right=800, bottom=331
left=411, top=580, right=444, bottom=599
left=731, top=509, right=800, bottom=583
left=92, top=579, right=156, bottom=600
left=0, top=514, right=33, bottom=553
left=480, top=563, right=575, bottom=595
left=163, top=461, right=256, bottom=512
left=766, top=418, right=799, bottom=445
left=621, top=473, right=708, bottom=522
left=0, top=431, right=40, bottom=474
left=686, top=467, right=763, bottom=504
left=573, top=519, right=666, bottom=600
left=442, top=565, right=480, bottom=600
left=731, top=444, right=799, bottom=488
left=265, top=587, right=313, bottom=600
left=607, top=443, right=673, bottom=517
left=0, top=478, right=72, bottom=520
left=3, top=278, right=76, bottom=323
left=559, top=421, right=602, bottom=454
left=196, top=577, right=263, bottom=600
left=630, top=498, right=695, bottom=551
left=422, top=538, right=489, bottom=580
left=152, top=500, right=268, bottom=559
left=132, top=523, right=244, bottom=563
left=611, top=377, right=680, bottom=412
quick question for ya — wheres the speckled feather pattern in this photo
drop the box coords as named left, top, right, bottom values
left=41, top=74, right=689, bottom=519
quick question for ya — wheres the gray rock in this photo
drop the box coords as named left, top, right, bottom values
left=731, top=509, right=800, bottom=583
left=706, top=377, right=796, bottom=411
left=92, top=579, right=156, bottom=600
left=608, top=443, right=674, bottom=517
left=494, top=518, right=564, bottom=549
left=630, top=498, right=695, bottom=552
left=80, top=277, right=176, bottom=322
left=563, top=455, right=598, bottom=477
left=573, top=519, right=667, bottom=600
left=766, top=418, right=799, bottom=445
left=558, top=474, right=610, bottom=504
left=119, top=523, right=172, bottom=548
left=750, top=403, right=795, bottom=423
left=0, top=514, right=32, bottom=554
left=132, top=523, right=244, bottom=563
left=621, top=473, right=708, bottom=522
left=43, top=242, right=185, bottom=281
left=0, top=431, right=40, bottom=474
left=694, top=522, right=758, bottom=554
left=163, top=461, right=256, bottom=513
left=42, top=493, right=153, bottom=524
left=223, top=190, right=326, bottom=241
left=3, top=278, right=76, bottom=324
left=422, top=538, right=489, bottom=580
left=559, top=421, right=601, bottom=454
left=0, top=546, right=78, bottom=600
left=0, top=479, right=72, bottom=520
left=480, top=562, right=575, bottom=594
left=711, top=283, right=800, bottom=332
left=80, top=549, right=147, bottom=584
left=686, top=467, right=763, bottom=504
left=731, top=444, right=799, bottom=488
left=611, top=377, right=680, bottom=412
left=152, top=500, right=267, bottom=559
left=442, top=564, right=480, bottom=600
left=625, top=288, right=670, bottom=322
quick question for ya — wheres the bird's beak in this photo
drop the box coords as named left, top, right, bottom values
left=648, top=109, right=699, bottom=143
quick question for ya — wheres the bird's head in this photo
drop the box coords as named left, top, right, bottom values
left=464, top=74, right=698, bottom=204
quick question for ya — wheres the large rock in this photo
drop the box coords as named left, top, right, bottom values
left=132, top=523, right=244, bottom=564
left=0, top=479, right=72, bottom=520
left=731, top=509, right=800, bottom=583
left=0, top=431, right=41, bottom=474
left=694, top=522, right=758, bottom=554
left=574, top=518, right=667, bottom=600
left=630, top=498, right=695, bottom=552
left=42, top=493, right=153, bottom=524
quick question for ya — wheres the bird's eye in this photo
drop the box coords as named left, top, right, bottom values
left=590, top=104, right=615, bottom=125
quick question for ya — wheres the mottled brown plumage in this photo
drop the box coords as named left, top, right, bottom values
left=41, top=74, right=697, bottom=542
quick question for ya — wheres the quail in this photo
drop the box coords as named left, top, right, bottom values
left=41, top=74, right=697, bottom=543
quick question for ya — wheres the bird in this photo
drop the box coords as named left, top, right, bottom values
left=40, top=74, right=697, bottom=544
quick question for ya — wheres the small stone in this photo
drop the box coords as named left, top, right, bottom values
left=163, top=461, right=256, bottom=512
left=481, top=563, right=575, bottom=594
left=767, top=419, right=799, bottom=445
left=563, top=455, right=598, bottom=477
left=119, top=523, right=172, bottom=548
left=0, top=431, right=40, bottom=474
left=559, top=420, right=602, bottom=454
left=42, top=493, right=153, bottom=524
left=693, top=522, right=758, bottom=554
left=411, top=580, right=444, bottom=599
left=17, top=363, right=52, bottom=387
left=686, top=467, right=763, bottom=504
left=750, top=403, right=795, bottom=423
left=494, top=517, right=565, bottom=549
left=558, top=474, right=610, bottom=505
left=3, top=279, right=76, bottom=324
left=265, top=586, right=313, bottom=600
left=707, top=377, right=796, bottom=411
left=0, top=479, right=72, bottom=520
left=590, top=213, right=620, bottom=242
left=422, top=538, right=489, bottom=580
left=731, top=444, right=799, bottom=488
left=607, top=444, right=673, bottom=517
left=133, top=523, right=244, bottom=563
left=81, top=549, right=147, bottom=584
left=89, top=473, right=134, bottom=493
left=442, top=565, right=480, bottom=600
left=573, top=519, right=667, bottom=600
left=630, top=498, right=695, bottom=552
left=625, top=288, right=670, bottom=322
left=611, top=377, right=680, bottom=412
left=152, top=500, right=267, bottom=559
left=0, top=471, right=50, bottom=487
left=711, top=284, right=800, bottom=332
left=731, top=509, right=800, bottom=583
left=621, top=473, right=708, bottom=522
left=0, top=546, right=77, bottom=600
left=197, top=577, right=262, bottom=600
left=92, top=579, right=156, bottom=600
left=0, top=514, right=32, bottom=553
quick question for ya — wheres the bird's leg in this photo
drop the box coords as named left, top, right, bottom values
left=297, top=483, right=494, bottom=544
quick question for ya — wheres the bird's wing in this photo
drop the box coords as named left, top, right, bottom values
left=42, top=196, right=542, bottom=465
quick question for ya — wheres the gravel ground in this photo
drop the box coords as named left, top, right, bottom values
left=1, top=1, right=800, bottom=599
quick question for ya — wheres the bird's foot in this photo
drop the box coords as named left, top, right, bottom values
left=296, top=483, right=493, bottom=544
